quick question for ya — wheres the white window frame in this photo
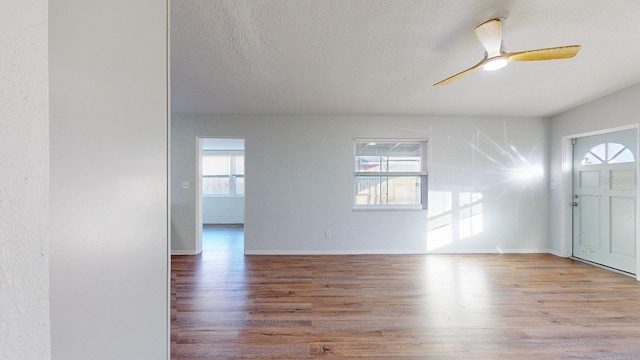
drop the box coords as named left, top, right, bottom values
left=353, top=139, right=428, bottom=211
left=202, top=150, right=245, bottom=197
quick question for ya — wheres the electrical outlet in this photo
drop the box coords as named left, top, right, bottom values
left=182, top=181, right=190, bottom=189
left=324, top=230, right=332, bottom=238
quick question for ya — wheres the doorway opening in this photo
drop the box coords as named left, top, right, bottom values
left=196, top=137, right=245, bottom=255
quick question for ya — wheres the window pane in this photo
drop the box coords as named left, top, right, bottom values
left=202, top=177, right=229, bottom=195
left=235, top=155, right=245, bottom=175
left=389, top=176, right=421, bottom=204
left=581, top=143, right=636, bottom=165
left=355, top=143, right=389, bottom=156
left=356, top=142, right=422, bottom=172
left=234, top=176, right=245, bottom=195
left=355, top=176, right=420, bottom=205
left=356, top=156, right=384, bottom=172
left=355, top=176, right=382, bottom=205
left=202, top=155, right=229, bottom=176
left=582, top=151, right=603, bottom=165
left=387, top=157, right=420, bottom=172
left=356, top=142, right=421, bottom=157
left=389, top=143, right=421, bottom=157
left=590, top=144, right=606, bottom=162
left=607, top=143, right=625, bottom=160
left=609, top=148, right=635, bottom=164
left=356, top=155, right=421, bottom=172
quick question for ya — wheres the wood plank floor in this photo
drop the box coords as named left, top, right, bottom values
left=171, top=226, right=640, bottom=359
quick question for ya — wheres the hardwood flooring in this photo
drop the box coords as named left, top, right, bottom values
left=171, top=226, right=640, bottom=359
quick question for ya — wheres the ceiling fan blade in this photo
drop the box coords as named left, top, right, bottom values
left=507, top=45, right=581, bottom=61
left=433, top=58, right=486, bottom=86
left=475, top=18, right=503, bottom=57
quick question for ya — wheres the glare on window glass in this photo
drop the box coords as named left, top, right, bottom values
left=202, top=177, right=229, bottom=195
left=202, top=155, right=229, bottom=175
left=609, top=149, right=634, bottom=164
left=581, top=142, right=635, bottom=165
left=235, top=155, right=245, bottom=175
left=234, top=177, right=245, bottom=195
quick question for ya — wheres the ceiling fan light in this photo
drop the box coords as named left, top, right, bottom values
left=483, top=56, right=508, bottom=71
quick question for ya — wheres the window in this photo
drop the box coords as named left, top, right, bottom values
left=202, top=151, right=244, bottom=196
left=354, top=140, right=427, bottom=210
left=581, top=142, right=635, bottom=165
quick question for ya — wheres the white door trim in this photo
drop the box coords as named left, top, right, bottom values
left=195, top=136, right=247, bottom=255
left=195, top=137, right=204, bottom=255
left=559, top=124, right=640, bottom=280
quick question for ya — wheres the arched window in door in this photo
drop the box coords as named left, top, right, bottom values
left=581, top=142, right=635, bottom=165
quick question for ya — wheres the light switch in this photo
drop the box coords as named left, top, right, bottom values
left=182, top=181, right=190, bottom=189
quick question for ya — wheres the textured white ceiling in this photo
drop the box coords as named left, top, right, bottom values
left=171, top=0, right=640, bottom=117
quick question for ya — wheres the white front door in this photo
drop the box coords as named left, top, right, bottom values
left=572, top=129, right=637, bottom=274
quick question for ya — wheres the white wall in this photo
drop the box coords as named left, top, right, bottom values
left=49, top=1, right=169, bottom=359
left=549, top=83, right=640, bottom=255
left=172, top=114, right=549, bottom=254
left=0, top=1, right=50, bottom=358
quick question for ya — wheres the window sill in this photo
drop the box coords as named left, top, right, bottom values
left=203, top=195, right=245, bottom=198
left=353, top=206, right=425, bottom=212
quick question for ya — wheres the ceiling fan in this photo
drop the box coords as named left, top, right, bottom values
left=434, top=18, right=581, bottom=86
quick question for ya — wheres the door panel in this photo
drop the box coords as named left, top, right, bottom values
left=611, top=169, right=635, bottom=190
left=578, top=196, right=601, bottom=248
left=610, top=197, right=636, bottom=256
left=572, top=129, right=637, bottom=274
left=580, top=171, right=600, bottom=188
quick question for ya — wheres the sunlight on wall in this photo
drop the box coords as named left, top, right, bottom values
left=426, top=128, right=545, bottom=252
left=509, top=164, right=544, bottom=184
left=468, top=131, right=545, bottom=190
left=459, top=192, right=483, bottom=239
left=427, top=190, right=483, bottom=251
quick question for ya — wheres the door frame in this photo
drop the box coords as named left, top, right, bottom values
left=195, top=136, right=246, bottom=254
left=195, top=137, right=204, bottom=255
left=560, top=124, right=640, bottom=280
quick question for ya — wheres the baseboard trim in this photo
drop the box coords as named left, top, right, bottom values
left=244, top=248, right=552, bottom=255
left=427, top=248, right=550, bottom=254
left=547, top=249, right=566, bottom=257
left=245, top=249, right=427, bottom=255
left=171, top=249, right=200, bottom=255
